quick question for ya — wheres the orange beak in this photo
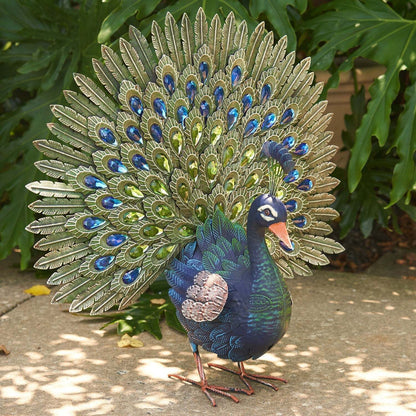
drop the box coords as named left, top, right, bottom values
left=269, top=222, right=292, bottom=249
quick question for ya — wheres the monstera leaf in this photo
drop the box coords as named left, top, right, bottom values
left=306, top=0, right=416, bottom=207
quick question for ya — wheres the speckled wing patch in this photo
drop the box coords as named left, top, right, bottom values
left=181, top=270, right=228, bottom=322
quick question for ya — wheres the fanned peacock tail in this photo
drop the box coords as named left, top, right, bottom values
left=26, top=9, right=343, bottom=315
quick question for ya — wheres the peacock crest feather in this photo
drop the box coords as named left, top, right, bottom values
left=26, top=9, right=343, bottom=315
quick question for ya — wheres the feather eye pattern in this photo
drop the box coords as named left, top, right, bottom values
left=26, top=8, right=341, bottom=314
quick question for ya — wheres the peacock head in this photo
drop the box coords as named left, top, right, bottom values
left=249, top=194, right=292, bottom=248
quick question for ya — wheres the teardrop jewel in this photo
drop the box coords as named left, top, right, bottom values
left=125, top=125, right=143, bottom=144
left=242, top=94, right=253, bottom=114
left=285, top=199, right=298, bottom=212
left=129, top=96, right=143, bottom=116
left=231, top=65, right=242, bottom=87
left=200, top=100, right=210, bottom=119
left=186, top=81, right=197, bottom=105
left=213, top=86, right=224, bottom=107
left=101, top=196, right=123, bottom=209
left=199, top=61, right=209, bottom=83
left=107, top=159, right=127, bottom=174
left=83, top=217, right=105, bottom=230
left=298, top=179, right=313, bottom=191
left=94, top=255, right=115, bottom=271
left=163, top=74, right=175, bottom=95
left=153, top=98, right=167, bottom=119
left=132, top=154, right=149, bottom=171
left=227, top=108, right=238, bottom=130
left=260, top=84, right=271, bottom=104
left=280, top=108, right=295, bottom=125
left=284, top=169, right=300, bottom=183
left=293, top=216, right=307, bottom=228
left=282, top=135, right=295, bottom=149
left=150, top=124, right=162, bottom=143
left=261, top=113, right=276, bottom=130
left=122, top=268, right=140, bottom=284
left=177, top=105, right=188, bottom=128
left=243, top=119, right=259, bottom=138
left=294, top=143, right=309, bottom=156
left=99, top=127, right=117, bottom=146
left=84, top=175, right=107, bottom=189
left=106, top=234, right=128, bottom=247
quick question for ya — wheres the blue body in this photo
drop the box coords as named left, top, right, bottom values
left=167, top=208, right=292, bottom=362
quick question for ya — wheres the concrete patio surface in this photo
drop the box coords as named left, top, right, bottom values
left=0, top=252, right=415, bottom=416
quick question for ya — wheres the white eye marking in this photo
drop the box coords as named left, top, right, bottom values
left=258, top=204, right=278, bottom=222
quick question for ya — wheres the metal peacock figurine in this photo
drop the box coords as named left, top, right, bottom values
left=26, top=9, right=343, bottom=406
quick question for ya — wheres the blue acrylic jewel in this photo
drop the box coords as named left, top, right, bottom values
left=262, top=113, right=277, bottom=130
left=99, top=127, right=117, bottom=145
left=163, top=74, right=175, bottom=95
left=125, top=126, right=143, bottom=144
left=280, top=108, right=295, bottom=125
left=186, top=81, right=197, bottom=105
left=106, top=233, right=128, bottom=247
left=284, top=169, right=300, bottom=183
left=150, top=124, right=162, bottom=143
left=132, top=154, right=149, bottom=171
left=227, top=107, right=238, bottom=130
left=280, top=241, right=295, bottom=252
left=298, top=178, right=313, bottom=191
left=214, top=86, right=224, bottom=107
left=243, top=119, right=259, bottom=138
left=83, top=217, right=105, bottom=230
left=293, top=216, right=307, bottom=228
left=260, top=84, right=271, bottom=104
left=153, top=97, right=167, bottom=119
left=199, top=61, right=209, bottom=83
left=200, top=100, right=210, bottom=118
left=285, top=199, right=298, bottom=212
left=242, top=94, right=253, bottom=114
left=177, top=105, right=188, bottom=127
left=231, top=65, right=242, bottom=87
left=122, top=268, right=140, bottom=284
left=282, top=135, right=295, bottom=149
left=94, top=255, right=115, bottom=271
left=84, top=175, right=107, bottom=189
left=107, top=158, right=127, bottom=174
left=294, top=142, right=309, bottom=156
left=101, top=196, right=123, bottom=209
left=129, top=96, right=143, bottom=116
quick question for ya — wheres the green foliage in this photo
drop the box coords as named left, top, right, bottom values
left=100, top=279, right=186, bottom=339
left=305, top=0, right=416, bottom=209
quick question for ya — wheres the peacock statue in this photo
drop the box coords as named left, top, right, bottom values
left=25, top=9, right=343, bottom=406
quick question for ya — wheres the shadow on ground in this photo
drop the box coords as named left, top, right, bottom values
left=1, top=260, right=415, bottom=415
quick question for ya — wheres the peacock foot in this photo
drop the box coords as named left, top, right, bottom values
left=168, top=373, right=246, bottom=406
left=208, top=361, right=287, bottom=394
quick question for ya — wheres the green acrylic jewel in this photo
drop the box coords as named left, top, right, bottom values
left=191, top=122, right=202, bottom=145
left=178, top=183, right=190, bottom=202
left=155, top=204, right=174, bottom=218
left=143, top=225, right=163, bottom=237
left=155, top=244, right=175, bottom=260
left=155, top=153, right=171, bottom=172
left=222, top=146, right=234, bottom=167
left=170, top=132, right=183, bottom=154
left=214, top=201, right=224, bottom=212
left=206, top=160, right=218, bottom=180
left=129, top=244, right=148, bottom=258
left=150, top=179, right=169, bottom=195
left=123, top=211, right=143, bottom=224
left=177, top=224, right=194, bottom=237
left=210, top=125, right=222, bottom=145
left=195, top=204, right=208, bottom=222
left=241, top=148, right=256, bottom=167
left=224, top=177, right=235, bottom=192
left=187, top=160, right=198, bottom=179
left=230, top=201, right=243, bottom=219
left=245, top=172, right=260, bottom=188
left=124, top=184, right=143, bottom=198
